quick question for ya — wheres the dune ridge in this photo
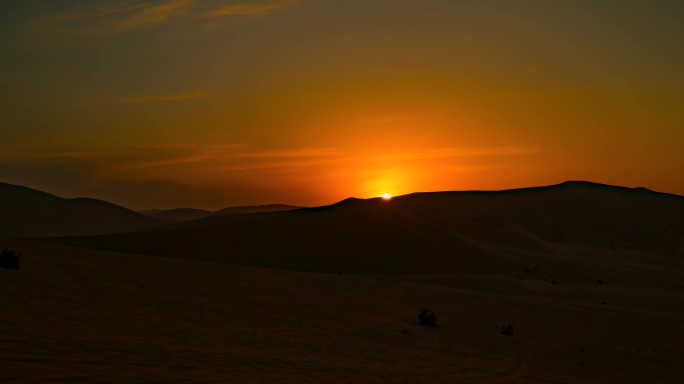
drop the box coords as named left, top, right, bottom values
left=47, top=181, right=684, bottom=281
left=0, top=182, right=166, bottom=238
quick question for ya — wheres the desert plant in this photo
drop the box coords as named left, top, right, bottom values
left=418, top=309, right=437, bottom=327
left=500, top=324, right=514, bottom=336
left=0, top=247, right=20, bottom=270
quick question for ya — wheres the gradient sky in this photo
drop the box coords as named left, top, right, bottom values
left=1, top=0, right=683, bottom=210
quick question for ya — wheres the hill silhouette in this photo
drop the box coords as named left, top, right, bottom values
left=140, top=204, right=304, bottom=224
left=143, top=208, right=214, bottom=222
left=213, top=204, right=305, bottom=216
left=52, top=181, right=684, bottom=279
left=0, top=182, right=166, bottom=238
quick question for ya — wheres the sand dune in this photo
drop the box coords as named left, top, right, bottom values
left=1, top=239, right=682, bottom=383
left=212, top=204, right=305, bottom=217
left=0, top=182, right=166, bottom=238
left=3, top=181, right=684, bottom=382
left=140, top=204, right=304, bottom=224
left=143, top=208, right=214, bottom=222
left=53, top=181, right=684, bottom=279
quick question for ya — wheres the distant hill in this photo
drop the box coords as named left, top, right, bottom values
left=142, top=208, right=214, bottom=222
left=0, top=182, right=166, bottom=238
left=164, top=204, right=306, bottom=228
left=212, top=204, right=305, bottom=216
left=55, top=181, right=684, bottom=276
left=138, top=204, right=304, bottom=225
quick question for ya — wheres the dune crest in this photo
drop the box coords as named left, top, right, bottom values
left=0, top=182, right=166, bottom=238
left=47, top=181, right=684, bottom=280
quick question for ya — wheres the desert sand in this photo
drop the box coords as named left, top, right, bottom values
left=2, top=181, right=683, bottom=382
left=2, top=239, right=683, bottom=383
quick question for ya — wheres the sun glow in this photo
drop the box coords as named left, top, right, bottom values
left=380, top=193, right=392, bottom=200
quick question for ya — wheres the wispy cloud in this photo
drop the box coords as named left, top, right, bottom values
left=10, top=144, right=537, bottom=175
left=28, top=0, right=308, bottom=37
left=219, top=148, right=341, bottom=159
left=205, top=0, right=307, bottom=17
left=374, top=146, right=542, bottom=162
left=29, top=0, right=193, bottom=35
left=120, top=146, right=339, bottom=171
left=0, top=142, right=542, bottom=208
left=117, top=145, right=541, bottom=177
left=116, top=0, right=193, bottom=30
left=87, top=90, right=214, bottom=104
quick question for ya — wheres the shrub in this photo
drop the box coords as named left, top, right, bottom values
left=418, top=309, right=437, bottom=327
left=0, top=247, right=20, bottom=270
left=500, top=324, right=514, bottom=336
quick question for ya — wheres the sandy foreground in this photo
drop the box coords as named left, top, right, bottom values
left=1, top=239, right=683, bottom=383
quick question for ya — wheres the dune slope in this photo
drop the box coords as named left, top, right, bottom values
left=145, top=208, right=213, bottom=222
left=53, top=182, right=684, bottom=278
left=0, top=182, right=165, bottom=237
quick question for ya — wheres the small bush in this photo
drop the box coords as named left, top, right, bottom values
left=418, top=309, right=437, bottom=327
left=0, top=247, right=20, bottom=270
left=500, top=324, right=514, bottom=336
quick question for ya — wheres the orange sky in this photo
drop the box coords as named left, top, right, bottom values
left=1, top=0, right=683, bottom=209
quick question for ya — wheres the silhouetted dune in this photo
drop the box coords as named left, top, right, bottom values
left=212, top=204, right=305, bottom=216
left=144, top=208, right=213, bottom=222
left=379, top=180, right=684, bottom=255
left=139, top=204, right=305, bottom=224
left=0, top=182, right=166, bottom=237
left=162, top=209, right=307, bottom=230
left=163, top=204, right=306, bottom=227
left=51, top=181, right=684, bottom=277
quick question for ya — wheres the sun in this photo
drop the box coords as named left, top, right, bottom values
left=380, top=193, right=392, bottom=200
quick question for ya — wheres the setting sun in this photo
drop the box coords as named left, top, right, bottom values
left=380, top=193, right=392, bottom=200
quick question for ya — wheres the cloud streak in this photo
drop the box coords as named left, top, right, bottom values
left=0, top=142, right=542, bottom=208
left=205, top=0, right=307, bottom=17
left=90, top=90, right=214, bottom=104
left=28, top=0, right=308, bottom=37
left=373, top=146, right=542, bottom=163
left=2, top=143, right=539, bottom=174
left=29, top=0, right=193, bottom=35
left=116, top=0, right=193, bottom=30
left=119, top=146, right=340, bottom=171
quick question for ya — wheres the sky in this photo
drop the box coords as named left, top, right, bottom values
left=1, top=0, right=683, bottom=210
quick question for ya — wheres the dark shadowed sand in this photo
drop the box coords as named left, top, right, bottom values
left=2, top=239, right=683, bottom=383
